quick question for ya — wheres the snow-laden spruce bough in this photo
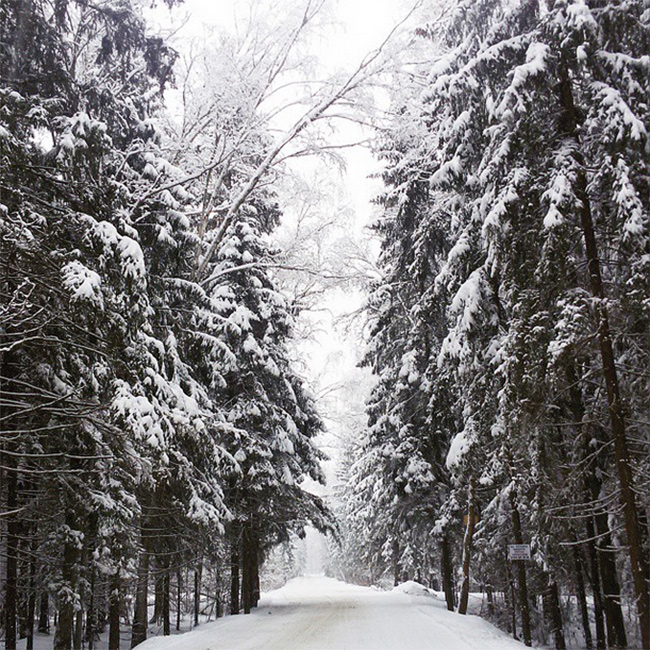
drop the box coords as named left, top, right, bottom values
left=1, top=0, right=649, bottom=649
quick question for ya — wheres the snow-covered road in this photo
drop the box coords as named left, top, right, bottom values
left=138, top=576, right=525, bottom=650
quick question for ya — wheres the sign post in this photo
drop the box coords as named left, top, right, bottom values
left=507, top=544, right=531, bottom=561
left=508, top=544, right=531, bottom=561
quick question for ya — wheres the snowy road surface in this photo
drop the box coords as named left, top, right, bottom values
left=138, top=576, right=524, bottom=650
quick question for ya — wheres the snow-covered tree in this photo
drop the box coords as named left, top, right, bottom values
left=343, top=1, right=650, bottom=647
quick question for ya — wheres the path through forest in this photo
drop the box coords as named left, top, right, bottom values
left=137, top=576, right=525, bottom=650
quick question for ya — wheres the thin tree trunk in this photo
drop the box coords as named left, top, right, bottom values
left=505, top=552, right=518, bottom=640
left=87, top=567, right=95, bottom=650
left=242, top=521, right=253, bottom=615
left=4, top=472, right=18, bottom=650
left=25, top=536, right=36, bottom=650
left=392, top=538, right=400, bottom=588
left=230, top=523, right=240, bottom=616
left=1, top=345, right=19, bottom=650
left=108, top=574, right=120, bottom=650
left=440, top=534, right=454, bottom=612
left=458, top=479, right=476, bottom=615
left=162, top=563, right=170, bottom=636
left=509, top=488, right=531, bottom=647
left=176, top=567, right=182, bottom=632
left=572, top=545, right=593, bottom=650
left=585, top=516, right=607, bottom=650
left=38, top=593, right=49, bottom=634
left=252, top=532, right=260, bottom=609
left=153, top=565, right=163, bottom=625
left=594, top=517, right=627, bottom=650
left=558, top=65, right=650, bottom=650
left=130, top=545, right=149, bottom=648
left=193, top=563, right=202, bottom=627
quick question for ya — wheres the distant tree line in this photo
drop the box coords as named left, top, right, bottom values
left=339, top=1, right=650, bottom=649
left=0, top=1, right=338, bottom=649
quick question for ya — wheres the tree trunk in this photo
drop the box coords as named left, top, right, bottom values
left=242, top=520, right=256, bottom=615
left=162, top=564, right=170, bottom=636
left=585, top=517, right=607, bottom=650
left=505, top=553, right=518, bottom=640
left=230, top=523, right=240, bottom=616
left=595, top=519, right=627, bottom=650
left=558, top=65, right=650, bottom=650
left=3, top=428, right=18, bottom=650
left=108, top=575, right=120, bottom=650
left=54, top=525, right=79, bottom=650
left=130, top=546, right=149, bottom=648
left=486, top=584, right=494, bottom=617
left=153, top=566, right=163, bottom=625
left=542, top=578, right=566, bottom=650
left=440, top=534, right=454, bottom=612
left=509, top=488, right=531, bottom=647
left=193, top=563, right=202, bottom=627
left=252, top=543, right=260, bottom=609
left=458, top=479, right=476, bottom=615
left=86, top=566, right=96, bottom=650
left=176, top=567, right=182, bottom=632
left=572, top=545, right=593, bottom=650
left=25, top=538, right=36, bottom=650
left=38, top=593, right=49, bottom=634
left=565, top=364, right=604, bottom=649
left=73, top=603, right=83, bottom=650
left=392, top=538, right=400, bottom=588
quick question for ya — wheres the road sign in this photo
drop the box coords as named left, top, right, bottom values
left=507, top=544, right=531, bottom=561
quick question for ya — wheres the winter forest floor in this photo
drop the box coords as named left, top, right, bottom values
left=15, top=576, right=527, bottom=650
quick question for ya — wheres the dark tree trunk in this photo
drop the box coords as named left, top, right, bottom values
left=130, top=546, right=149, bottom=648
left=440, top=534, right=454, bottom=612
left=392, top=538, right=400, bottom=588
left=153, top=566, right=163, bottom=625
left=3, top=429, right=18, bottom=650
left=38, top=593, right=49, bottom=634
left=585, top=517, right=607, bottom=650
left=54, top=524, right=79, bottom=650
left=542, top=578, right=566, bottom=650
left=566, top=363, right=606, bottom=650
left=193, top=563, right=202, bottom=627
left=176, top=567, right=182, bottom=632
left=458, top=479, right=476, bottom=615
left=230, top=523, right=240, bottom=616
left=509, top=489, right=531, bottom=647
left=558, top=64, right=650, bottom=650
left=86, top=569, right=95, bottom=650
left=572, top=545, right=593, bottom=650
left=73, top=603, right=83, bottom=650
left=594, top=520, right=627, bottom=650
left=505, top=553, right=517, bottom=640
left=252, top=546, right=260, bottom=609
left=486, top=584, right=494, bottom=617
left=589, top=472, right=627, bottom=649
left=162, top=565, right=170, bottom=636
left=108, top=575, right=120, bottom=650
left=241, top=520, right=256, bottom=615
left=25, top=538, right=36, bottom=650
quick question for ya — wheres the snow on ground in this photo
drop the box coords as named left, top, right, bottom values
left=136, top=575, right=525, bottom=650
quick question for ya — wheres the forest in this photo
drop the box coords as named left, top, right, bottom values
left=1, top=1, right=649, bottom=650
